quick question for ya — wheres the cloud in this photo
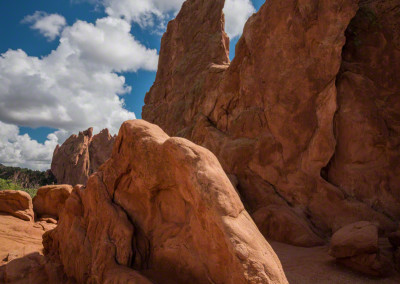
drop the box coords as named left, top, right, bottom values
left=0, top=121, right=59, bottom=171
left=22, top=11, right=67, bottom=41
left=223, top=0, right=255, bottom=38
left=1, top=0, right=255, bottom=170
left=0, top=16, right=159, bottom=169
left=103, top=0, right=184, bottom=29
left=100, top=0, right=255, bottom=38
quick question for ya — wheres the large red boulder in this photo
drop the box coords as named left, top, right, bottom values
left=43, top=120, right=288, bottom=284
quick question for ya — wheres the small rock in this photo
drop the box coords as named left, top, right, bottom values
left=0, top=190, right=34, bottom=221
left=33, top=185, right=73, bottom=218
left=329, top=221, right=378, bottom=258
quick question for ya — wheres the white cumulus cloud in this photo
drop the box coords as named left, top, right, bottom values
left=0, top=121, right=59, bottom=171
left=0, top=16, right=159, bottom=170
left=223, top=0, right=255, bottom=38
left=103, top=0, right=184, bottom=29
left=100, top=0, right=255, bottom=38
left=22, top=11, right=67, bottom=41
left=1, top=0, right=256, bottom=170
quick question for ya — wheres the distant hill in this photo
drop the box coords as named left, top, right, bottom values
left=0, top=164, right=56, bottom=189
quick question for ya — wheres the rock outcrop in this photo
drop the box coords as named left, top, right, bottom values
left=33, top=185, right=73, bottom=219
left=0, top=190, right=34, bottom=221
left=143, top=0, right=400, bottom=246
left=329, top=221, right=391, bottom=276
left=51, top=128, right=115, bottom=186
left=43, top=120, right=288, bottom=284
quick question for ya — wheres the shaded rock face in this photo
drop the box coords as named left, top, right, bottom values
left=51, top=128, right=115, bottom=186
left=33, top=185, right=73, bottom=219
left=0, top=190, right=34, bottom=221
left=44, top=120, right=288, bottom=284
left=326, top=0, right=400, bottom=221
left=143, top=0, right=400, bottom=244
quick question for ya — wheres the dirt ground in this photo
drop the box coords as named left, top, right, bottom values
left=270, top=240, right=400, bottom=284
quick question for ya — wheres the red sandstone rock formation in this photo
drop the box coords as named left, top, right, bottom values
left=51, top=128, right=115, bottom=186
left=33, top=185, right=73, bottom=219
left=0, top=190, right=34, bottom=222
left=143, top=0, right=400, bottom=247
left=43, top=120, right=288, bottom=284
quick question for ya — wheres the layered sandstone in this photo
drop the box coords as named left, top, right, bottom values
left=43, top=120, right=288, bottom=284
left=143, top=0, right=400, bottom=246
left=51, top=128, right=115, bottom=186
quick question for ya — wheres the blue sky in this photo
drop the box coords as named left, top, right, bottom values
left=0, top=0, right=264, bottom=170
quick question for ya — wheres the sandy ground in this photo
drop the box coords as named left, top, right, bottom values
left=270, top=240, right=400, bottom=284
left=1, top=213, right=398, bottom=283
left=0, top=214, right=61, bottom=283
left=0, top=214, right=45, bottom=265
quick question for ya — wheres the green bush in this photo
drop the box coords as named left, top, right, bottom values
left=0, top=178, right=38, bottom=198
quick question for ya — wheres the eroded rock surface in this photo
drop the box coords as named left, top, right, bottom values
left=143, top=0, right=400, bottom=246
left=33, top=185, right=73, bottom=219
left=0, top=190, right=34, bottom=222
left=51, top=128, right=115, bottom=186
left=44, top=120, right=288, bottom=284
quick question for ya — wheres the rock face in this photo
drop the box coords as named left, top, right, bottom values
left=329, top=221, right=391, bottom=276
left=0, top=190, right=34, bottom=221
left=326, top=0, right=400, bottom=221
left=143, top=0, right=400, bottom=244
left=51, top=128, right=115, bottom=186
left=33, top=185, right=73, bottom=219
left=44, top=120, right=288, bottom=284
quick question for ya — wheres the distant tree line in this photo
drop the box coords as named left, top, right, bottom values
left=0, top=164, right=56, bottom=189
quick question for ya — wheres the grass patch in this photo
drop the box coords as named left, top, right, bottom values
left=0, top=178, right=38, bottom=198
